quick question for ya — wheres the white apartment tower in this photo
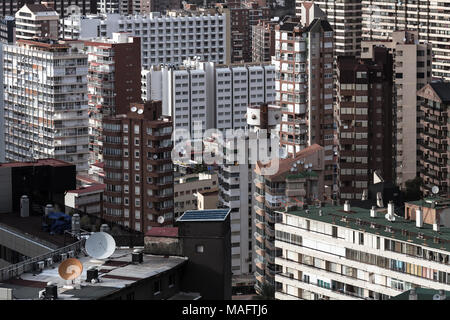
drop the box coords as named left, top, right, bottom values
left=117, top=11, right=231, bottom=69
left=142, top=60, right=276, bottom=136
left=362, top=0, right=450, bottom=80
left=15, top=3, right=59, bottom=41
left=274, top=201, right=450, bottom=300
left=296, top=0, right=362, bottom=57
left=3, top=40, right=89, bottom=172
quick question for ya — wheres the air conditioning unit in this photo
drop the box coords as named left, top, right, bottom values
left=67, top=250, right=75, bottom=258
left=287, top=272, right=294, bottom=279
left=45, top=258, right=53, bottom=267
left=60, top=253, right=68, bottom=261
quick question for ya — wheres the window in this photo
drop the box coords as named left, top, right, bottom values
left=153, top=279, right=161, bottom=295
left=169, top=274, right=175, bottom=287
left=332, top=226, right=338, bottom=238
left=196, top=245, right=204, bottom=253
left=134, top=125, right=140, bottom=134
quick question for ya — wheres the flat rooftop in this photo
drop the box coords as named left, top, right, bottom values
left=0, top=249, right=188, bottom=300
left=0, top=159, right=73, bottom=168
left=281, top=204, right=450, bottom=251
left=0, top=213, right=74, bottom=249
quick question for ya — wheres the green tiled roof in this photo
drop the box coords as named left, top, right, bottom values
left=390, top=288, right=450, bottom=300
left=406, top=197, right=450, bottom=209
left=286, top=171, right=319, bottom=180
left=279, top=204, right=450, bottom=251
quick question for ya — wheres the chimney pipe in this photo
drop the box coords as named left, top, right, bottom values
left=388, top=201, right=394, bottom=216
left=344, top=200, right=350, bottom=212
left=370, top=206, right=377, bottom=218
left=416, top=209, right=423, bottom=228
left=409, top=288, right=418, bottom=300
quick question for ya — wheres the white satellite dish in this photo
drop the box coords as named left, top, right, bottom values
left=157, top=216, right=165, bottom=224
left=433, top=294, right=442, bottom=301
left=432, top=186, right=439, bottom=195
left=85, top=232, right=116, bottom=260
left=131, top=106, right=137, bottom=112
left=137, top=109, right=143, bottom=114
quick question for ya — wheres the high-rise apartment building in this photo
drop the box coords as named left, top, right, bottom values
left=60, top=13, right=121, bottom=40
left=252, top=19, right=277, bottom=63
left=102, top=100, right=174, bottom=232
left=84, top=33, right=141, bottom=164
left=274, top=16, right=334, bottom=192
left=217, top=1, right=270, bottom=63
left=3, top=39, right=90, bottom=172
left=118, top=10, right=230, bottom=69
left=0, top=1, right=96, bottom=17
left=361, top=30, right=433, bottom=189
left=336, top=48, right=394, bottom=200
left=362, top=0, right=450, bottom=80
left=417, top=81, right=450, bottom=198
left=140, top=0, right=181, bottom=14
left=296, top=0, right=362, bottom=57
left=274, top=200, right=450, bottom=300
left=15, top=3, right=59, bottom=41
left=142, top=60, right=276, bottom=135
left=0, top=16, right=15, bottom=44
left=97, top=0, right=137, bottom=14
left=253, top=143, right=325, bottom=292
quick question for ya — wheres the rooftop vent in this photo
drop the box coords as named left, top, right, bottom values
left=370, top=206, right=377, bottom=218
left=409, top=288, right=418, bottom=300
left=86, top=266, right=99, bottom=283
left=416, top=209, right=423, bottom=228
left=132, top=249, right=143, bottom=264
left=344, top=200, right=350, bottom=212
left=318, top=210, right=323, bottom=216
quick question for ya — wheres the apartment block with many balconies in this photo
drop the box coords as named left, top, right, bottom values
left=417, top=81, right=450, bottom=198
left=3, top=39, right=90, bottom=172
left=15, top=3, right=59, bottom=41
left=102, top=100, right=173, bottom=232
left=253, top=143, right=325, bottom=293
left=84, top=32, right=141, bottom=164
left=336, top=48, right=394, bottom=201
left=361, top=30, right=433, bottom=189
left=274, top=200, right=450, bottom=300
left=362, top=0, right=450, bottom=80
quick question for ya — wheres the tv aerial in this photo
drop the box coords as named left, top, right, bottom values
left=85, top=232, right=116, bottom=260
left=58, top=258, right=83, bottom=281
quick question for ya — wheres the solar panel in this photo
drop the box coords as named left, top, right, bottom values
left=178, top=209, right=230, bottom=222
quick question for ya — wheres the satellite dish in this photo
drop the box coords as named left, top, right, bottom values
left=137, top=109, right=143, bottom=114
left=58, top=258, right=83, bottom=280
left=85, top=232, right=116, bottom=260
left=153, top=154, right=158, bottom=160
left=432, top=186, right=439, bottom=195
left=157, top=216, right=165, bottom=224
left=131, top=106, right=137, bottom=112
left=433, top=294, right=442, bottom=301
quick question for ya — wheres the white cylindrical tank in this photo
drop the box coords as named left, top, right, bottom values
left=20, top=195, right=29, bottom=218
left=344, top=200, right=350, bottom=212
left=370, top=206, right=377, bottom=218
left=45, top=204, right=54, bottom=216
left=72, top=214, right=80, bottom=234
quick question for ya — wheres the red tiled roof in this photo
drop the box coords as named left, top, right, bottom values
left=145, top=227, right=179, bottom=238
left=67, top=184, right=106, bottom=195
left=76, top=175, right=102, bottom=184
left=92, top=162, right=104, bottom=169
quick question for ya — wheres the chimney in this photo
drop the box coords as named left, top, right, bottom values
left=433, top=222, right=440, bottom=232
left=409, top=288, right=418, bottom=300
left=344, top=200, right=350, bottom=212
left=416, top=208, right=423, bottom=228
left=388, top=201, right=394, bottom=216
left=370, top=206, right=377, bottom=218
